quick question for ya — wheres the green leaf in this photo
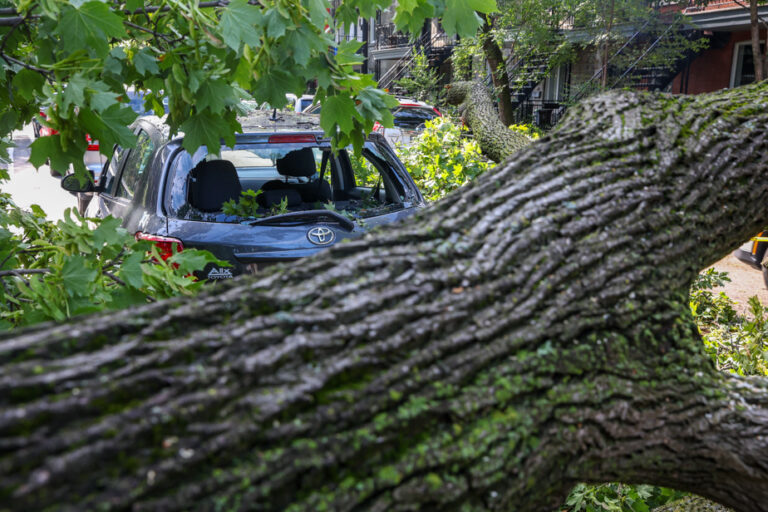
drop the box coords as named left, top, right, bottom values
left=169, top=249, right=230, bottom=275
left=219, top=0, right=263, bottom=50
left=252, top=69, right=305, bottom=107
left=90, top=90, right=119, bottom=113
left=79, top=105, right=137, bottom=156
left=57, top=2, right=127, bottom=57
left=264, top=8, right=288, bottom=39
left=233, top=57, right=252, bottom=89
left=441, top=0, right=497, bottom=38
left=109, top=286, right=148, bottom=309
left=306, top=0, right=330, bottom=26
left=320, top=95, right=359, bottom=134
left=62, top=255, right=98, bottom=297
left=29, top=135, right=82, bottom=174
left=92, top=216, right=126, bottom=248
left=119, top=251, right=145, bottom=289
left=196, top=80, right=235, bottom=113
left=12, top=70, right=45, bottom=101
left=133, top=48, right=160, bottom=76
left=126, top=0, right=144, bottom=11
left=179, top=111, right=230, bottom=155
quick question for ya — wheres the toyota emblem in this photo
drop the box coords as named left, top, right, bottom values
left=307, top=226, right=335, bottom=246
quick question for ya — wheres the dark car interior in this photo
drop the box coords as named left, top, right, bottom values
left=179, top=145, right=407, bottom=220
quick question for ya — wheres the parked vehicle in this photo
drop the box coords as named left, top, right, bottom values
left=285, top=93, right=315, bottom=113
left=306, top=98, right=442, bottom=147
left=734, top=233, right=768, bottom=288
left=61, top=112, right=425, bottom=278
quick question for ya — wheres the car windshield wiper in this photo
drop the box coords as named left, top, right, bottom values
left=247, top=210, right=355, bottom=231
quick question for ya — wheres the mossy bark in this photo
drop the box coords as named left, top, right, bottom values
left=3, top=84, right=768, bottom=511
left=445, top=80, right=531, bottom=163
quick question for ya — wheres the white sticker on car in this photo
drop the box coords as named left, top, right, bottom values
left=207, top=267, right=233, bottom=279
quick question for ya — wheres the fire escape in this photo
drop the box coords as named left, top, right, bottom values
left=506, top=20, right=705, bottom=128
left=373, top=22, right=457, bottom=91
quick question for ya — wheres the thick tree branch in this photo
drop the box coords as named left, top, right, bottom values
left=446, top=80, right=531, bottom=162
left=3, top=84, right=768, bottom=510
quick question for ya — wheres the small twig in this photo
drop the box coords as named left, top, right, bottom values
left=0, top=53, right=52, bottom=77
left=102, top=270, right=127, bottom=287
left=0, top=268, right=51, bottom=277
left=123, top=20, right=174, bottom=41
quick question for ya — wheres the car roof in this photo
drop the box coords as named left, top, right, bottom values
left=238, top=110, right=323, bottom=133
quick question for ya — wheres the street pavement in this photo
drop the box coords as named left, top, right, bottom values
left=6, top=124, right=80, bottom=222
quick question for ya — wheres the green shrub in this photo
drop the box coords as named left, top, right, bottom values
left=0, top=172, right=227, bottom=328
left=397, top=116, right=491, bottom=202
left=393, top=52, right=444, bottom=105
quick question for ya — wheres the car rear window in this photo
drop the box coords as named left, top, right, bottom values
left=165, top=141, right=407, bottom=222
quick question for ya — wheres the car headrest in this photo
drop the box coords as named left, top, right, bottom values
left=276, top=148, right=316, bottom=178
left=258, top=188, right=302, bottom=209
left=188, top=159, right=241, bottom=212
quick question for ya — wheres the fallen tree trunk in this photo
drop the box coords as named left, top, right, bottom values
left=3, top=84, right=768, bottom=511
left=446, top=80, right=531, bottom=162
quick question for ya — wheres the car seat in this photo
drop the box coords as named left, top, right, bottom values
left=188, top=159, right=242, bottom=212
left=260, top=148, right=331, bottom=204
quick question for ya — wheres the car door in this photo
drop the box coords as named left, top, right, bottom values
left=94, top=129, right=156, bottom=220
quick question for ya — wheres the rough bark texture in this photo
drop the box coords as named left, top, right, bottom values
left=445, top=80, right=531, bottom=163
left=3, top=84, right=768, bottom=511
left=480, top=18, right=516, bottom=127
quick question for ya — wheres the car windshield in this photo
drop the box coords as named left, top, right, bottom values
left=165, top=140, right=408, bottom=223
left=392, top=106, right=439, bottom=130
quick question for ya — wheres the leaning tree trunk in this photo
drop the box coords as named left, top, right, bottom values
left=446, top=80, right=531, bottom=162
left=480, top=17, right=516, bottom=127
left=4, top=84, right=768, bottom=511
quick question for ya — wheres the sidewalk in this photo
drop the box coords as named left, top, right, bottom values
left=5, top=124, right=79, bottom=222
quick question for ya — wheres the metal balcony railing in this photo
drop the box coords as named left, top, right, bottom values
left=375, top=23, right=411, bottom=49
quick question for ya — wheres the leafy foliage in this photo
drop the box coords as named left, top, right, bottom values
left=0, top=0, right=499, bottom=179
left=565, top=483, right=686, bottom=512
left=397, top=117, right=491, bottom=201
left=691, top=269, right=768, bottom=377
left=222, top=189, right=263, bottom=218
left=0, top=182, right=227, bottom=329
left=393, top=52, right=445, bottom=105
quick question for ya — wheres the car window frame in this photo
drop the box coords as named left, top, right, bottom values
left=114, top=129, right=155, bottom=201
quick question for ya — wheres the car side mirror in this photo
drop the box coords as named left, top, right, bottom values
left=60, top=173, right=95, bottom=193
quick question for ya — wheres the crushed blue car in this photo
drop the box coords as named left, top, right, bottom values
left=62, top=111, right=425, bottom=278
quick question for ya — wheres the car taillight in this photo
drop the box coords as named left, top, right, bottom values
left=433, top=107, right=442, bottom=117
left=135, top=232, right=183, bottom=261
left=373, top=121, right=383, bottom=132
left=40, top=126, right=55, bottom=137
left=86, top=134, right=99, bottom=152
left=267, top=134, right=317, bottom=143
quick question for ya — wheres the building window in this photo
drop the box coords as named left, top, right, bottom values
left=731, top=42, right=757, bottom=88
